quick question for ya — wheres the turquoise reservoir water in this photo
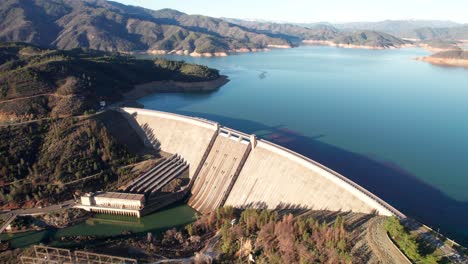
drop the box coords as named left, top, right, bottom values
left=138, top=46, right=468, bottom=245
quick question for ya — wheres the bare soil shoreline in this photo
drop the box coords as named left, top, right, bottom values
left=119, top=75, right=230, bottom=106
left=416, top=57, right=468, bottom=68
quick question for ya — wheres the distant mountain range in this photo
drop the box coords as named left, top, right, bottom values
left=0, top=0, right=290, bottom=54
left=0, top=0, right=467, bottom=54
left=333, top=20, right=468, bottom=40
left=222, top=18, right=339, bottom=44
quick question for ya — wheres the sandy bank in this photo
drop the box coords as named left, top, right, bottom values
left=145, top=45, right=291, bottom=57
left=418, top=44, right=463, bottom=53
left=416, top=57, right=468, bottom=68
left=302, top=40, right=414, bottom=50
left=123, top=75, right=230, bottom=101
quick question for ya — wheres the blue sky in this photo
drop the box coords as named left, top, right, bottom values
left=112, top=0, right=468, bottom=23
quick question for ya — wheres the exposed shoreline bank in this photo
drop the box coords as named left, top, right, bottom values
left=143, top=45, right=292, bottom=58
left=302, top=40, right=415, bottom=50
left=118, top=75, right=230, bottom=107
left=416, top=57, right=468, bottom=68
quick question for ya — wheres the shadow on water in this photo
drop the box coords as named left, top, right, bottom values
left=171, top=109, right=468, bottom=246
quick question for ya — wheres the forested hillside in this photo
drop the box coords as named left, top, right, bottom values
left=0, top=42, right=219, bottom=121
left=0, top=0, right=290, bottom=53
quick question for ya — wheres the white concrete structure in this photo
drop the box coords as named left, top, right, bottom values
left=77, top=192, right=145, bottom=218
left=189, top=128, right=251, bottom=213
left=225, top=140, right=401, bottom=216
left=121, top=108, right=217, bottom=178
left=120, top=108, right=405, bottom=218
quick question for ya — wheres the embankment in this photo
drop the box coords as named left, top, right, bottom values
left=123, top=76, right=230, bottom=102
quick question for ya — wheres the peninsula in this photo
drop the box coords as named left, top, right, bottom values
left=0, top=43, right=225, bottom=122
left=417, top=49, right=468, bottom=67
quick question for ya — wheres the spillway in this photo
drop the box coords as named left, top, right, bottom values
left=188, top=129, right=251, bottom=214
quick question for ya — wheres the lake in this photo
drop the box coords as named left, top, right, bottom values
left=138, top=46, right=468, bottom=245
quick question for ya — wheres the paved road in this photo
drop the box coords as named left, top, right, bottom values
left=0, top=200, right=75, bottom=220
left=367, top=217, right=412, bottom=264
left=402, top=219, right=468, bottom=263
left=0, top=110, right=105, bottom=127
left=11, top=200, right=76, bottom=216
left=0, top=200, right=76, bottom=234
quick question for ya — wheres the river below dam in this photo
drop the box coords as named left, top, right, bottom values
left=0, top=204, right=196, bottom=249
left=137, top=46, right=468, bottom=245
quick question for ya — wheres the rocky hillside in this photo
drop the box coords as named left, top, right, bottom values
left=411, top=26, right=468, bottom=41
left=334, top=20, right=463, bottom=39
left=0, top=42, right=219, bottom=122
left=431, top=49, right=468, bottom=59
left=0, top=0, right=290, bottom=54
left=225, top=19, right=411, bottom=49
left=222, top=18, right=339, bottom=44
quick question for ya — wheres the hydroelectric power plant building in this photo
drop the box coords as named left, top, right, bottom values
left=78, top=107, right=405, bottom=219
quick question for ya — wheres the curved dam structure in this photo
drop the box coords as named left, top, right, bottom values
left=121, top=108, right=405, bottom=218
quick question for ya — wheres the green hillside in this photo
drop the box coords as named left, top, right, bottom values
left=0, top=42, right=219, bottom=121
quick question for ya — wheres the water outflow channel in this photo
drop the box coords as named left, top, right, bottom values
left=0, top=204, right=196, bottom=249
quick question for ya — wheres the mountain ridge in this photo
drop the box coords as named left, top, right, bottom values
left=0, top=0, right=291, bottom=55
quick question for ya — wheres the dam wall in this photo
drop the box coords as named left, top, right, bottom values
left=188, top=128, right=252, bottom=214
left=225, top=140, right=403, bottom=217
left=120, top=108, right=404, bottom=218
left=121, top=108, right=217, bottom=178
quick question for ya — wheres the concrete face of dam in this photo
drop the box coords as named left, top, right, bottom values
left=224, top=141, right=392, bottom=215
left=121, top=108, right=217, bottom=178
left=121, top=108, right=403, bottom=217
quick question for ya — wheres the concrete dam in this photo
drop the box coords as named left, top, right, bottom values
left=121, top=108, right=405, bottom=218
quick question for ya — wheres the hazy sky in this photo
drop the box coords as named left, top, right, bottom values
left=112, top=0, right=467, bottom=23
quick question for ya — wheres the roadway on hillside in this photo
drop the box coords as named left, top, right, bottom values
left=0, top=200, right=75, bottom=235
left=0, top=110, right=105, bottom=127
